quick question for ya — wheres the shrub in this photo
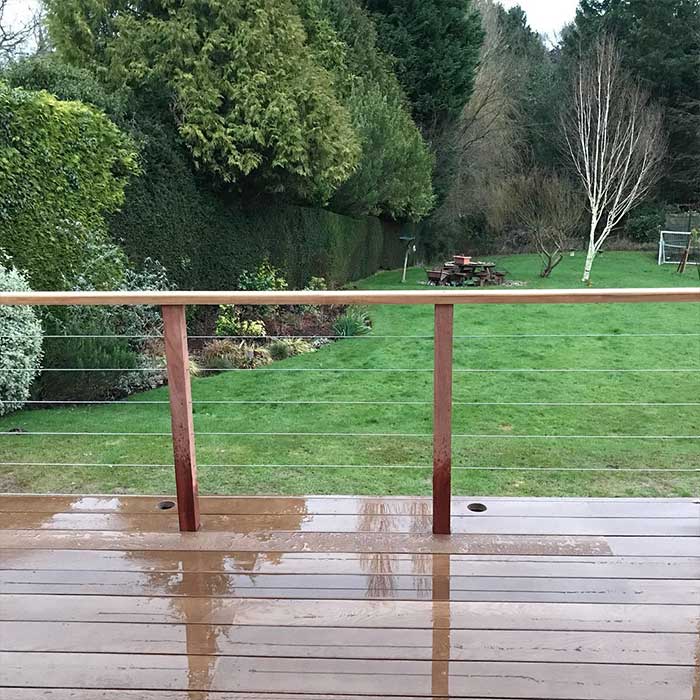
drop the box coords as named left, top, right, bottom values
left=35, top=326, right=143, bottom=402
left=268, top=340, right=291, bottom=361
left=332, top=307, right=371, bottom=336
left=215, top=310, right=267, bottom=338
left=0, top=261, right=43, bottom=416
left=34, top=258, right=171, bottom=401
left=238, top=259, right=289, bottom=293
left=199, top=339, right=272, bottom=371
left=302, top=275, right=328, bottom=316
left=305, top=276, right=328, bottom=292
left=199, top=339, right=240, bottom=370
left=285, top=338, right=315, bottom=355
left=0, top=82, right=138, bottom=290
left=624, top=203, right=666, bottom=243
left=237, top=259, right=289, bottom=320
left=3, top=54, right=127, bottom=117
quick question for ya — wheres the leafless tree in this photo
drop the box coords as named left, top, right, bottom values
left=435, top=0, right=522, bottom=234
left=562, top=36, right=666, bottom=283
left=511, top=169, right=583, bottom=277
left=0, top=0, right=39, bottom=64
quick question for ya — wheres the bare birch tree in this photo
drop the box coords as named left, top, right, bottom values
left=563, top=37, right=666, bottom=283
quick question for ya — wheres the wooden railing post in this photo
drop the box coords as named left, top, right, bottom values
left=433, top=304, right=454, bottom=535
left=162, top=304, right=200, bottom=532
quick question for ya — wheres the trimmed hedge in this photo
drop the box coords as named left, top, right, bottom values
left=110, top=119, right=404, bottom=288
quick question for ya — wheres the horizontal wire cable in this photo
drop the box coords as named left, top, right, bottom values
left=2, top=367, right=698, bottom=373
left=0, top=400, right=171, bottom=405
left=2, top=431, right=698, bottom=439
left=3, top=399, right=699, bottom=407
left=0, top=461, right=698, bottom=472
left=6, top=332, right=699, bottom=340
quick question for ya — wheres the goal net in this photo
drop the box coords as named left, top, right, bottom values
left=658, top=231, right=699, bottom=265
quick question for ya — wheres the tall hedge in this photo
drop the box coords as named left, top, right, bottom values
left=116, top=197, right=398, bottom=289
left=111, top=119, right=402, bottom=288
left=0, top=82, right=138, bottom=289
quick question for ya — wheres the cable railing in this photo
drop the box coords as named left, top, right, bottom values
left=0, top=287, right=698, bottom=534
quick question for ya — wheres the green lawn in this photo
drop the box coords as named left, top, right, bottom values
left=2, top=251, right=699, bottom=497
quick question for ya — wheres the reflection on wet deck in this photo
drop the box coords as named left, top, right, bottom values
left=0, top=494, right=698, bottom=699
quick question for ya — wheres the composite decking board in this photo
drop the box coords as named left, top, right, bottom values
left=3, top=586, right=694, bottom=605
left=0, top=529, right=614, bottom=555
left=2, top=530, right=696, bottom=556
left=3, top=550, right=699, bottom=579
left=1, top=595, right=697, bottom=632
left=2, top=570, right=697, bottom=605
left=606, top=536, right=700, bottom=556
left=11, top=690, right=660, bottom=700
left=3, top=621, right=696, bottom=665
left=0, top=694, right=538, bottom=700
left=3, top=494, right=698, bottom=518
left=2, top=512, right=699, bottom=536
left=0, top=696, right=497, bottom=700
left=0, top=653, right=693, bottom=699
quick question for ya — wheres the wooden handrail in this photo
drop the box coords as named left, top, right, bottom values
left=0, top=287, right=698, bottom=306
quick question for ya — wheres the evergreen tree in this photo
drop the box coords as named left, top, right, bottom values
left=497, top=5, right=563, bottom=169
left=364, top=0, right=483, bottom=128
left=46, top=0, right=361, bottom=204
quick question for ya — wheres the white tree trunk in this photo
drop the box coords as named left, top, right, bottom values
left=582, top=220, right=597, bottom=283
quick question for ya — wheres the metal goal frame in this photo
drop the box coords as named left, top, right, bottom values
left=658, top=230, right=699, bottom=265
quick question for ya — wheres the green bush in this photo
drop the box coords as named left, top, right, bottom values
left=34, top=320, right=144, bottom=402
left=34, top=259, right=171, bottom=401
left=268, top=340, right=291, bottom=361
left=215, top=310, right=267, bottom=338
left=624, top=203, right=666, bottom=243
left=3, top=54, right=126, bottom=116
left=0, top=82, right=138, bottom=290
left=236, top=260, right=289, bottom=320
left=285, top=338, right=315, bottom=355
left=333, top=307, right=372, bottom=336
left=0, top=260, right=43, bottom=416
left=198, top=339, right=271, bottom=371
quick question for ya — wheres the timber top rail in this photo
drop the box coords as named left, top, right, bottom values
left=0, top=286, right=699, bottom=306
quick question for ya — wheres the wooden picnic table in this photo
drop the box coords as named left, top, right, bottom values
left=427, top=258, right=505, bottom=287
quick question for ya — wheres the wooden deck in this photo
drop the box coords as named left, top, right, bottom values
left=0, top=494, right=698, bottom=699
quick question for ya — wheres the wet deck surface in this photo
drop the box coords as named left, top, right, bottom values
left=0, top=494, right=698, bottom=699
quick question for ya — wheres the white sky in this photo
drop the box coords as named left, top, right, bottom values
left=5, top=0, right=578, bottom=45
left=2, top=0, right=39, bottom=27
left=498, top=0, right=579, bottom=39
